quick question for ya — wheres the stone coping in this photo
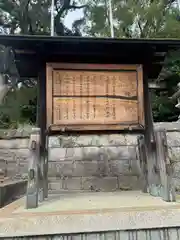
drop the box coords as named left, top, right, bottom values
left=0, top=179, right=27, bottom=188
left=0, top=180, right=27, bottom=208
left=1, top=192, right=180, bottom=237
left=0, top=122, right=179, bottom=139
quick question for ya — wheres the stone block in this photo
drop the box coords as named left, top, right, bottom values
left=108, top=134, right=126, bottom=146
left=48, top=179, right=63, bottom=191
left=48, top=148, right=66, bottom=161
left=96, top=161, right=111, bottom=177
left=168, top=147, right=180, bottom=162
left=110, top=160, right=130, bottom=175
left=108, top=134, right=138, bottom=146
left=129, top=159, right=140, bottom=175
left=48, top=160, right=111, bottom=177
left=118, top=175, right=140, bottom=190
left=0, top=159, right=7, bottom=170
left=154, top=122, right=180, bottom=131
left=49, top=135, right=93, bottom=148
left=104, top=146, right=136, bottom=160
left=59, top=136, right=80, bottom=148
left=63, top=177, right=82, bottom=190
left=19, top=162, right=28, bottom=176
left=74, top=135, right=93, bottom=147
left=91, top=135, right=110, bottom=146
left=82, top=147, right=105, bottom=161
left=49, top=147, right=86, bottom=162
left=125, top=134, right=138, bottom=145
left=0, top=128, right=31, bottom=139
left=172, top=162, right=180, bottom=178
left=48, top=161, right=74, bottom=177
left=78, top=146, right=136, bottom=162
left=110, top=159, right=139, bottom=176
left=49, top=134, right=138, bottom=148
left=173, top=178, right=180, bottom=192
left=48, top=146, right=137, bottom=162
left=6, top=167, right=16, bottom=177
left=0, top=149, right=30, bottom=164
left=70, top=148, right=85, bottom=161
left=166, top=132, right=180, bottom=147
left=82, top=177, right=118, bottom=191
left=73, top=161, right=99, bottom=177
left=48, top=136, right=61, bottom=148
left=0, top=139, right=29, bottom=149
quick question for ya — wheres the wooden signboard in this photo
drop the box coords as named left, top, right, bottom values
left=46, top=63, right=144, bottom=131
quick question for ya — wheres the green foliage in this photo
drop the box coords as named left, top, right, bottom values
left=80, top=0, right=180, bottom=122
left=0, top=0, right=87, bottom=128
left=0, top=86, right=37, bottom=128
left=81, top=0, right=180, bottom=38
left=1, top=0, right=180, bottom=126
left=0, top=0, right=86, bottom=35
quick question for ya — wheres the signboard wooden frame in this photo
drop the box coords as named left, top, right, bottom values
left=46, top=63, right=144, bottom=131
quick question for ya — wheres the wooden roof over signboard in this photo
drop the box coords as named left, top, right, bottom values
left=0, top=34, right=179, bottom=79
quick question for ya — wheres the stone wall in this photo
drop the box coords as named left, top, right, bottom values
left=0, top=122, right=180, bottom=193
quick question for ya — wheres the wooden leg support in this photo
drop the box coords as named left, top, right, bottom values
left=26, top=128, right=40, bottom=209
left=43, top=134, right=49, bottom=199
left=137, top=135, right=148, bottom=193
left=38, top=155, right=44, bottom=202
left=143, top=79, right=161, bottom=196
left=155, top=128, right=176, bottom=202
left=39, top=133, right=49, bottom=201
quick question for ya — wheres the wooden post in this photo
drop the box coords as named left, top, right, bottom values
left=38, top=63, right=47, bottom=201
left=45, top=134, right=49, bottom=198
left=137, top=135, right=148, bottom=193
left=26, top=127, right=40, bottom=209
left=154, top=128, right=176, bottom=202
left=43, top=132, right=48, bottom=199
left=38, top=155, right=44, bottom=202
left=143, top=72, right=161, bottom=196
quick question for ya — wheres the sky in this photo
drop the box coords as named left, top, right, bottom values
left=64, top=9, right=84, bottom=29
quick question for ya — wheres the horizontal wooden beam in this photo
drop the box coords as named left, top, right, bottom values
left=154, top=52, right=166, bottom=57
left=15, top=49, right=36, bottom=54
left=148, top=82, right=167, bottom=89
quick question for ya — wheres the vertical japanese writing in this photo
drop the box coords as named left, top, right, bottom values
left=52, top=70, right=139, bottom=127
left=106, top=76, right=110, bottom=118
left=73, top=75, right=76, bottom=119
left=112, top=76, right=116, bottom=120
left=55, top=72, right=61, bottom=85
left=55, top=72, right=61, bottom=95
left=80, top=74, right=83, bottom=119
left=55, top=72, right=61, bottom=120
left=58, top=108, right=61, bottom=121
left=65, top=74, right=69, bottom=119
left=93, top=75, right=96, bottom=119
left=86, top=75, right=90, bottom=119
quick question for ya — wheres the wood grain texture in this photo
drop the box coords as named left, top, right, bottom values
left=53, top=70, right=137, bottom=97
left=26, top=128, right=40, bottom=209
left=46, top=64, right=53, bottom=128
left=137, top=65, right=144, bottom=126
left=48, top=63, right=138, bottom=70
left=49, top=124, right=140, bottom=131
left=46, top=63, right=144, bottom=131
left=154, top=129, right=176, bottom=202
left=53, top=97, right=138, bottom=125
left=137, top=135, right=148, bottom=193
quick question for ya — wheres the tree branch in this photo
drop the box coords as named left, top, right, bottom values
left=138, top=21, right=144, bottom=38
left=68, top=4, right=87, bottom=10
left=55, top=0, right=87, bottom=36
